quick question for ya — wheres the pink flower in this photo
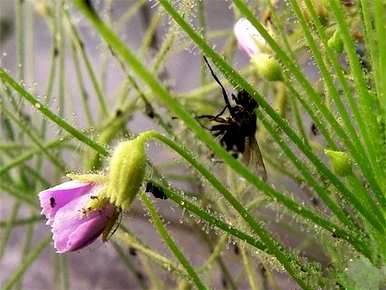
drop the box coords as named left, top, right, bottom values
left=233, top=18, right=266, bottom=58
left=39, top=181, right=115, bottom=253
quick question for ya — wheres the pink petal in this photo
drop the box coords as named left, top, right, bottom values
left=39, top=181, right=94, bottom=225
left=51, top=186, right=114, bottom=253
left=234, top=18, right=266, bottom=58
left=64, top=213, right=111, bottom=252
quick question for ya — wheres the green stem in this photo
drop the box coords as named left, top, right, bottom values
left=0, top=68, right=108, bottom=156
left=140, top=137, right=307, bottom=288
left=2, top=236, right=51, bottom=290
left=139, top=9, right=161, bottom=56
left=0, top=135, right=71, bottom=176
left=231, top=0, right=379, bottom=218
left=142, top=131, right=367, bottom=255
left=255, top=109, right=379, bottom=233
left=57, top=0, right=65, bottom=117
left=111, top=242, right=148, bottom=290
left=283, top=76, right=335, bottom=149
left=241, top=246, right=260, bottom=290
left=301, top=0, right=385, bottom=207
left=0, top=202, right=21, bottom=258
left=98, top=0, right=113, bottom=94
left=116, top=0, right=147, bottom=32
left=64, top=10, right=109, bottom=119
left=287, top=91, right=309, bottom=148
left=16, top=217, right=34, bottom=290
left=59, top=255, right=69, bottom=290
left=0, top=216, right=42, bottom=228
left=73, top=0, right=355, bottom=242
left=147, top=180, right=266, bottom=252
left=140, top=193, right=208, bottom=290
left=374, top=0, right=386, bottom=116
left=115, top=227, right=188, bottom=280
left=198, top=235, right=228, bottom=273
left=158, top=0, right=369, bottom=230
left=16, top=0, right=25, bottom=82
left=39, top=0, right=59, bottom=141
left=234, top=0, right=349, bottom=151
left=327, top=0, right=384, bottom=195
left=70, top=42, right=94, bottom=126
left=75, top=1, right=369, bottom=274
left=151, top=31, right=176, bottom=75
left=292, top=0, right=363, bottom=155
left=0, top=182, right=37, bottom=206
left=346, top=175, right=385, bottom=227
left=198, top=0, right=207, bottom=85
left=0, top=104, right=66, bottom=172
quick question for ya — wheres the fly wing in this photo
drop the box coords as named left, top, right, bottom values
left=242, top=135, right=267, bottom=181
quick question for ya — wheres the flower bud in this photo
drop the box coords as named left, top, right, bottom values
left=105, top=136, right=147, bottom=210
left=234, top=18, right=268, bottom=58
left=252, top=53, right=283, bottom=82
left=324, top=149, right=352, bottom=177
left=328, top=30, right=343, bottom=53
left=38, top=180, right=116, bottom=253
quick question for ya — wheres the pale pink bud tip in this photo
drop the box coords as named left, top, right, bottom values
left=234, top=18, right=266, bottom=58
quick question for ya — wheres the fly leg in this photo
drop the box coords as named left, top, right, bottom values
left=203, top=56, right=234, bottom=114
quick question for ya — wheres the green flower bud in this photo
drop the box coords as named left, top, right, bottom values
left=324, top=149, right=352, bottom=177
left=328, top=30, right=343, bottom=53
left=252, top=53, right=283, bottom=82
left=105, top=135, right=147, bottom=209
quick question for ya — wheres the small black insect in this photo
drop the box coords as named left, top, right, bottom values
left=0, top=18, right=13, bottom=43
left=198, top=57, right=267, bottom=180
left=49, top=197, right=56, bottom=208
left=84, top=0, right=97, bottom=14
left=115, top=109, right=123, bottom=117
left=221, top=276, right=228, bottom=288
left=311, top=197, right=320, bottom=206
left=233, top=243, right=240, bottom=255
left=336, top=282, right=345, bottom=289
left=145, top=182, right=168, bottom=200
left=259, top=264, right=269, bottom=290
left=144, top=102, right=155, bottom=119
left=310, top=122, right=319, bottom=136
left=136, top=271, right=144, bottom=281
left=53, top=47, right=59, bottom=57
left=129, top=247, right=137, bottom=256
